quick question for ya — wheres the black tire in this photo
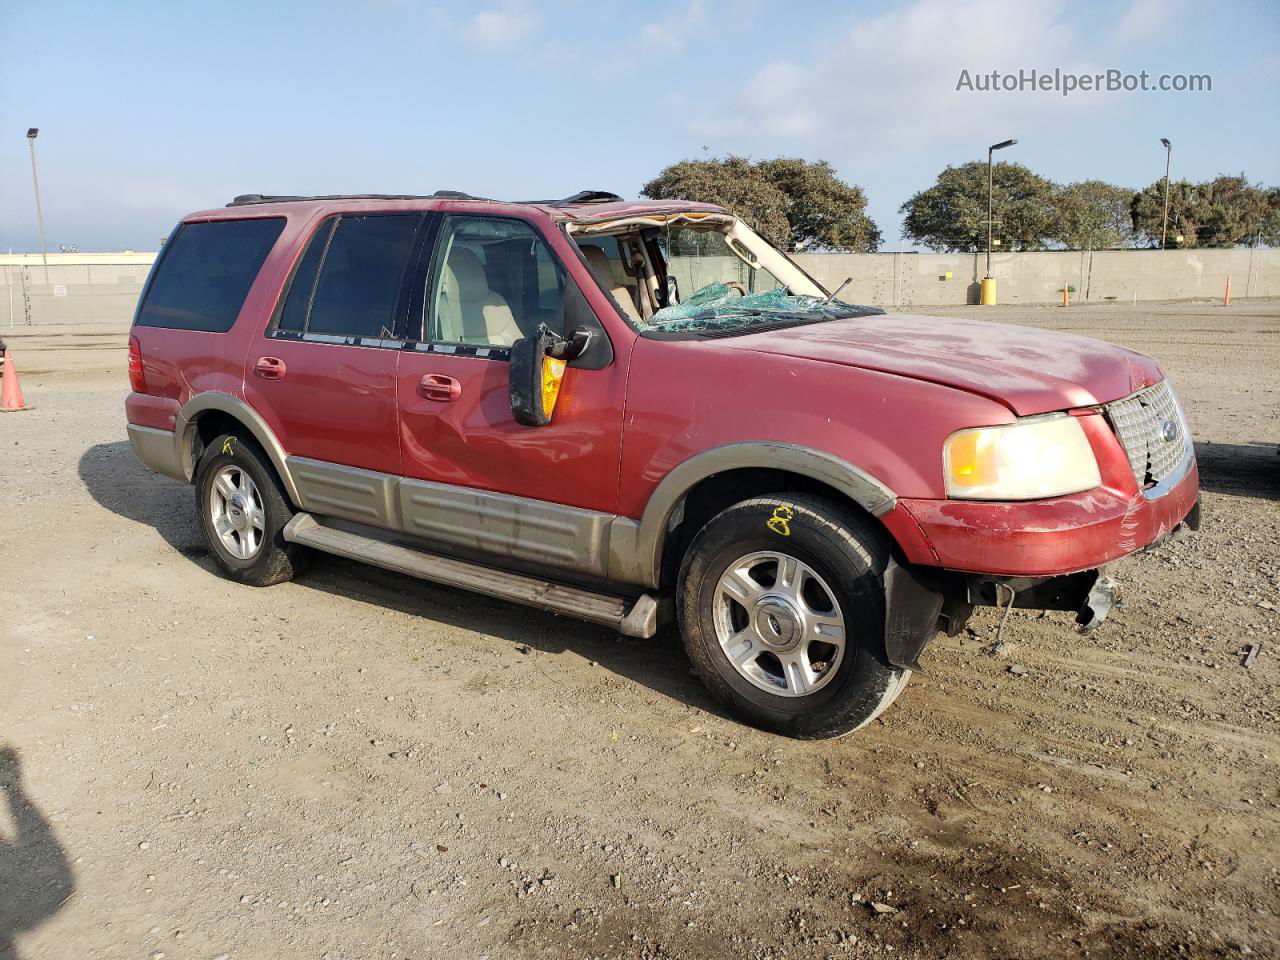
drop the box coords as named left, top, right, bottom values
left=676, top=494, right=910, bottom=739
left=194, top=432, right=308, bottom=587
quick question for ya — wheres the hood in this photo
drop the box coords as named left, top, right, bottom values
left=724, top=312, right=1163, bottom=416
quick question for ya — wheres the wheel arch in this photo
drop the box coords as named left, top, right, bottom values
left=176, top=392, right=300, bottom=505
left=608, top=442, right=897, bottom=589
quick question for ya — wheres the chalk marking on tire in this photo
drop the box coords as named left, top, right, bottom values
left=766, top=505, right=793, bottom=536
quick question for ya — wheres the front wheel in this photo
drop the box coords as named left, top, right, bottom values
left=677, top=494, right=910, bottom=739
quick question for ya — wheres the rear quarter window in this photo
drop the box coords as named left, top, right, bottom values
left=134, top=218, right=285, bottom=332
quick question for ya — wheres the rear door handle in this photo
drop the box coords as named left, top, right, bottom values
left=418, top=374, right=461, bottom=402
left=254, top=356, right=286, bottom=380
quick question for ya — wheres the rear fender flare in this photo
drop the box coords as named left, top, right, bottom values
left=175, top=392, right=300, bottom=504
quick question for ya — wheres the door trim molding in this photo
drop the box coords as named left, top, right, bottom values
left=398, top=479, right=612, bottom=578
left=288, top=457, right=401, bottom=529
left=284, top=459, right=618, bottom=579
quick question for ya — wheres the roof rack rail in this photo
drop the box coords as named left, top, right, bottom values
left=544, top=190, right=622, bottom=206
left=226, top=193, right=437, bottom=207
left=224, top=189, right=623, bottom=208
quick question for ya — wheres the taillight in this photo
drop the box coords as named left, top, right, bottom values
left=127, top=335, right=147, bottom=393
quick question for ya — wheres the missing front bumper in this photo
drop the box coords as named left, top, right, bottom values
left=881, top=497, right=1199, bottom=671
left=883, top=565, right=1122, bottom=671
left=962, top=568, right=1119, bottom=632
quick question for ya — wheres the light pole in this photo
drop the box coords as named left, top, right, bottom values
left=1159, top=138, right=1172, bottom=250
left=26, top=128, right=49, bottom=281
left=979, top=138, right=1016, bottom=305
left=985, top=138, right=1017, bottom=278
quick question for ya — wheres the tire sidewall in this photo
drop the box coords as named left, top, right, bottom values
left=678, top=496, right=900, bottom=737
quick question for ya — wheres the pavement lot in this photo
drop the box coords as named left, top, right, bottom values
left=1, top=301, right=1277, bottom=960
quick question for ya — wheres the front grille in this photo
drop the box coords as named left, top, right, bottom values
left=1105, top=380, right=1191, bottom=492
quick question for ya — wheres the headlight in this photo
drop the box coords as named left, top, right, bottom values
left=944, top=415, right=1101, bottom=500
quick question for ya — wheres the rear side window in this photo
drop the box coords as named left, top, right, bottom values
left=276, top=219, right=334, bottom=334
left=276, top=215, right=419, bottom=340
left=135, top=218, right=284, bottom=332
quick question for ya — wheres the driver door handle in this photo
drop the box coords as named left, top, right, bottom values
left=418, top=373, right=461, bottom=401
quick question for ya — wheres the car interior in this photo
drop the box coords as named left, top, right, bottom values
left=427, top=216, right=794, bottom=346
left=574, top=224, right=787, bottom=326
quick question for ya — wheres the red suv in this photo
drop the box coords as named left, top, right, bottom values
left=126, top=190, right=1199, bottom=738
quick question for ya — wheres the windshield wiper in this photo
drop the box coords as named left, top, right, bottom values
left=821, top=276, right=853, bottom=304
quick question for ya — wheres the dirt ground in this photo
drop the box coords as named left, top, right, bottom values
left=1, top=301, right=1277, bottom=960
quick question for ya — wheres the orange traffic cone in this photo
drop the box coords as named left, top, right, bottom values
left=1, top=352, right=30, bottom=412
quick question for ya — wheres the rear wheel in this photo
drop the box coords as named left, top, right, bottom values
left=677, top=494, right=910, bottom=739
left=195, top=433, right=308, bottom=586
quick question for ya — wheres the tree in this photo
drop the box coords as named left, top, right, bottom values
left=1196, top=175, right=1272, bottom=246
left=753, top=158, right=881, bottom=252
left=1261, top=187, right=1280, bottom=248
left=1131, top=174, right=1272, bottom=248
left=1052, top=180, right=1137, bottom=249
left=640, top=156, right=881, bottom=252
left=899, top=161, right=1057, bottom=252
left=1130, top=179, right=1198, bottom=248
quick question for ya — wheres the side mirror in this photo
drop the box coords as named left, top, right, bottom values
left=509, top=325, right=592, bottom=426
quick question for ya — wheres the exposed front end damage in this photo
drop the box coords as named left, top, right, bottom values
left=882, top=499, right=1200, bottom=671
left=960, top=569, right=1119, bottom=634
left=884, top=564, right=1118, bottom=671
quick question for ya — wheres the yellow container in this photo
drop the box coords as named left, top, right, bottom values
left=979, top=277, right=997, bottom=305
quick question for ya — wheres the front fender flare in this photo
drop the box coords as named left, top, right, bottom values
left=607, top=442, right=897, bottom=588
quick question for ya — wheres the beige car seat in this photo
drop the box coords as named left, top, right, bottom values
left=437, top=247, right=524, bottom=346
left=581, top=246, right=643, bottom=324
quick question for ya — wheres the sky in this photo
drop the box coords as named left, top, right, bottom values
left=1, top=0, right=1277, bottom=252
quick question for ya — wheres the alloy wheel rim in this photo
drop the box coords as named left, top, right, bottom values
left=209, top=465, right=265, bottom=560
left=712, top=550, right=846, bottom=697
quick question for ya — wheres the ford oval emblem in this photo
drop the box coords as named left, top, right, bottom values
left=1161, top=419, right=1177, bottom=442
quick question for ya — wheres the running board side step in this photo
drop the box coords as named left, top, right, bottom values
left=282, top=513, right=660, bottom=638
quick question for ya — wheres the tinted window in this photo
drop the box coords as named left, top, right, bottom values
left=428, top=216, right=566, bottom=347
left=135, top=218, right=284, bottom=332
left=277, top=218, right=335, bottom=333
left=307, top=215, right=419, bottom=338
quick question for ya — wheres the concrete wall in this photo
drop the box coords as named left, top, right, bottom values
left=793, top=247, right=1280, bottom=307
left=0, top=252, right=156, bottom=327
left=2, top=247, right=1277, bottom=328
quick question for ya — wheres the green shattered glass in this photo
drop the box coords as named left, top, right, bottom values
left=640, top=283, right=883, bottom=334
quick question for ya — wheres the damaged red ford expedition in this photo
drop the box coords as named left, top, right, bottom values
left=125, top=190, right=1200, bottom=738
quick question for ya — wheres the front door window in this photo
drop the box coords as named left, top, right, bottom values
left=425, top=216, right=568, bottom=347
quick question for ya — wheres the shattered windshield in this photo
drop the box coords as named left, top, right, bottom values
left=641, top=225, right=882, bottom=336
left=640, top=283, right=882, bottom=336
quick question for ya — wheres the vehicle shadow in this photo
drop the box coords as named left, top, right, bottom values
left=1194, top=440, right=1279, bottom=501
left=293, top=554, right=731, bottom=720
left=77, top=441, right=227, bottom=573
left=0, top=747, right=75, bottom=960
left=77, top=441, right=731, bottom=723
